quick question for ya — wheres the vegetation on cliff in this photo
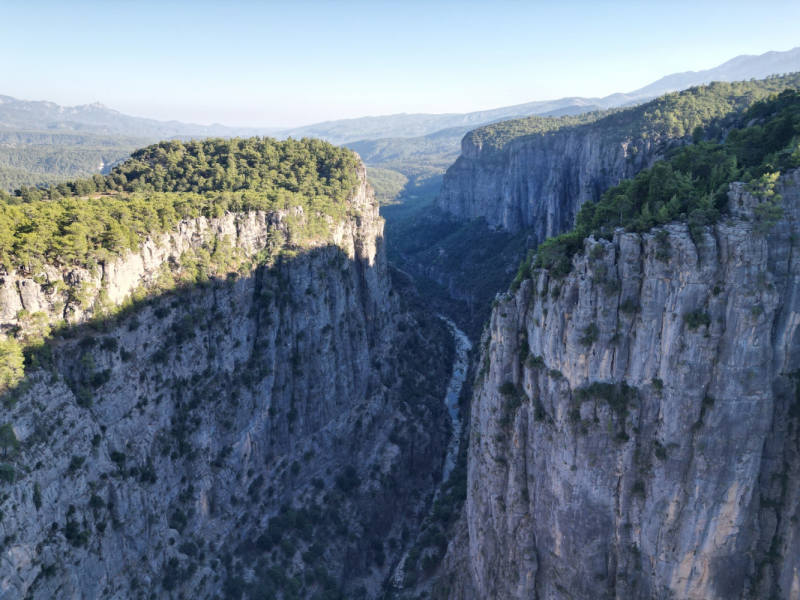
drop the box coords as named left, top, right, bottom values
left=522, top=87, right=800, bottom=281
left=465, top=110, right=614, bottom=154
left=0, top=138, right=362, bottom=272
left=468, top=73, right=800, bottom=159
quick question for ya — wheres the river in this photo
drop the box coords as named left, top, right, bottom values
left=439, top=317, right=472, bottom=482
left=389, top=317, right=471, bottom=592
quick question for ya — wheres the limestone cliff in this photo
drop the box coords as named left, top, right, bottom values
left=464, top=168, right=800, bottom=599
left=436, top=124, right=679, bottom=238
left=435, top=77, right=800, bottom=238
left=0, top=166, right=455, bottom=599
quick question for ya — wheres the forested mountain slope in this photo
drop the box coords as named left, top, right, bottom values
left=0, top=139, right=455, bottom=600
left=0, top=130, right=153, bottom=192
left=438, top=74, right=800, bottom=236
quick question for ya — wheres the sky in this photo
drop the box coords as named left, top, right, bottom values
left=2, top=0, right=799, bottom=128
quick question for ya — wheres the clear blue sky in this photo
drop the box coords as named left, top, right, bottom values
left=2, top=0, right=799, bottom=127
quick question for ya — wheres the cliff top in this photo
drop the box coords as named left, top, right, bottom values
left=466, top=73, right=800, bottom=158
left=513, top=86, right=800, bottom=285
left=0, top=137, right=367, bottom=273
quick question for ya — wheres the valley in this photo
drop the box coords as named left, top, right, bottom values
left=1, top=41, right=800, bottom=600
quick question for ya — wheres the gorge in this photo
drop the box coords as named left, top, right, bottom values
left=1, top=72, right=800, bottom=600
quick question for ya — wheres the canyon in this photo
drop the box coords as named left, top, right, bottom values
left=2, top=75, right=800, bottom=600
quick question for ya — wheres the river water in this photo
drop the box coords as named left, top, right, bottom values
left=439, top=317, right=472, bottom=483
left=389, top=317, right=471, bottom=592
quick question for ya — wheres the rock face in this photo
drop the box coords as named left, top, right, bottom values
left=0, top=211, right=268, bottom=328
left=0, top=166, right=454, bottom=599
left=436, top=125, right=685, bottom=237
left=0, top=168, right=380, bottom=331
left=465, top=168, right=800, bottom=599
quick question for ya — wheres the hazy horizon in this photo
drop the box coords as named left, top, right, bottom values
left=3, top=0, right=800, bottom=128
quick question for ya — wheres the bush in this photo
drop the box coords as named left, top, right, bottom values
left=0, top=424, right=19, bottom=456
left=0, top=339, right=24, bottom=394
left=619, top=299, right=638, bottom=315
left=68, top=455, right=85, bottom=473
left=335, top=466, right=360, bottom=494
left=654, top=443, right=668, bottom=461
left=575, top=381, right=637, bottom=416
left=498, top=382, right=516, bottom=397
left=100, top=337, right=118, bottom=352
left=169, top=508, right=188, bottom=533
left=63, top=520, right=90, bottom=547
left=0, top=464, right=15, bottom=483
left=683, top=309, right=711, bottom=331
left=579, top=323, right=599, bottom=347
left=632, top=481, right=646, bottom=498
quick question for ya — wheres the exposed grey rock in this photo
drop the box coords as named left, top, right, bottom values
left=437, top=125, right=686, bottom=237
left=0, top=166, right=454, bottom=599
left=463, top=168, right=800, bottom=599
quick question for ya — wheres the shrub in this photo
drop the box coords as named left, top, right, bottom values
left=68, top=455, right=85, bottom=473
left=169, top=509, right=188, bottom=533
left=619, top=299, right=638, bottom=315
left=0, top=424, right=19, bottom=456
left=632, top=480, right=646, bottom=497
left=0, top=464, right=15, bottom=483
left=335, top=466, right=360, bottom=494
left=579, top=323, right=599, bottom=347
left=654, top=229, right=671, bottom=262
left=100, top=338, right=118, bottom=352
left=0, top=339, right=24, bottom=395
left=654, top=443, right=668, bottom=461
left=498, top=382, right=516, bottom=397
left=110, top=451, right=126, bottom=468
left=526, top=354, right=545, bottom=368
left=575, top=381, right=637, bottom=416
left=63, top=520, right=90, bottom=547
left=683, top=309, right=711, bottom=331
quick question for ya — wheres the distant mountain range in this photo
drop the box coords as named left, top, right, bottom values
left=287, top=47, right=800, bottom=144
left=0, top=96, right=282, bottom=139
left=2, top=47, right=797, bottom=145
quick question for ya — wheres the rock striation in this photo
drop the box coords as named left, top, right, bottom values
left=464, top=168, right=800, bottom=599
left=437, top=125, right=685, bottom=238
left=0, top=165, right=454, bottom=599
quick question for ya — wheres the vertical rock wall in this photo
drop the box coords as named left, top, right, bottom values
left=465, top=169, right=800, bottom=599
left=0, top=166, right=454, bottom=599
left=437, top=125, right=685, bottom=238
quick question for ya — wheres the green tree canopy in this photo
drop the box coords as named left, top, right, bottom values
left=0, top=423, right=19, bottom=457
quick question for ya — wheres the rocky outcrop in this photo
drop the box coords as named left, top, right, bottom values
left=0, top=165, right=455, bottom=599
left=0, top=163, right=381, bottom=333
left=465, top=168, right=800, bottom=599
left=437, top=124, right=685, bottom=237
